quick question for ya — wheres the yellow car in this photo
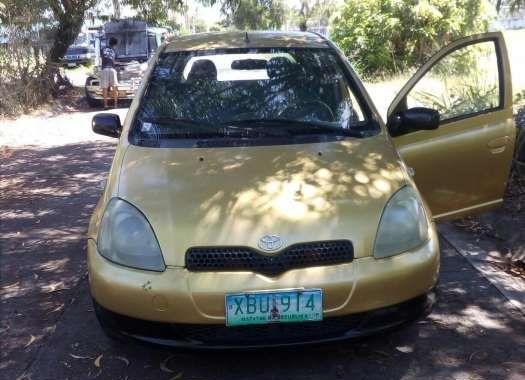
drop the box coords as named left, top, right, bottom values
left=88, top=31, right=515, bottom=348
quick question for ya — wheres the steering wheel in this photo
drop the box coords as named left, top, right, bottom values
left=279, top=100, right=335, bottom=122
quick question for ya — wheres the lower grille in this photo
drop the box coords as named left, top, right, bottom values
left=167, top=316, right=364, bottom=344
left=95, top=294, right=432, bottom=347
left=185, top=240, right=354, bottom=275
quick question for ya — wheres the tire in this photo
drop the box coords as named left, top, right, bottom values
left=515, top=107, right=525, bottom=159
left=515, top=106, right=525, bottom=176
left=85, top=76, right=102, bottom=108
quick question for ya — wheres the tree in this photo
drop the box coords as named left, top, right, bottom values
left=331, top=0, right=494, bottom=78
left=0, top=0, right=52, bottom=114
left=1, top=0, right=98, bottom=84
left=112, top=0, right=121, bottom=18
left=122, top=0, right=184, bottom=26
left=496, top=0, right=525, bottom=12
left=44, top=0, right=98, bottom=80
left=298, top=0, right=310, bottom=31
left=204, top=0, right=284, bottom=30
left=0, top=0, right=97, bottom=112
left=291, top=0, right=338, bottom=31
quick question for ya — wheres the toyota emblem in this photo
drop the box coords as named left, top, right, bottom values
left=258, top=234, right=283, bottom=252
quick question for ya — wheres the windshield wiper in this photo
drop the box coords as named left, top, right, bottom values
left=141, top=117, right=212, bottom=128
left=138, top=117, right=363, bottom=140
left=223, top=118, right=364, bottom=137
left=139, top=117, right=287, bottom=139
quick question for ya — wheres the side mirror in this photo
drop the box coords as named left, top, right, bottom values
left=388, top=107, right=440, bottom=137
left=92, top=113, right=121, bottom=138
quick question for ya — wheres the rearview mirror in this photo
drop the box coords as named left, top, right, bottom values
left=388, top=107, right=440, bottom=137
left=92, top=113, right=122, bottom=138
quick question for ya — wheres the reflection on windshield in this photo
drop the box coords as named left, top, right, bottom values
left=132, top=47, right=374, bottom=147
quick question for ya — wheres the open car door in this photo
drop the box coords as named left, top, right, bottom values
left=387, top=32, right=515, bottom=221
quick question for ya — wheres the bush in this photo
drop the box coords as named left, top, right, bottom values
left=330, top=0, right=494, bottom=78
left=0, top=28, right=51, bottom=116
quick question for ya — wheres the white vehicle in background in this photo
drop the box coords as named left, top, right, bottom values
left=64, top=32, right=96, bottom=67
left=85, top=19, right=168, bottom=107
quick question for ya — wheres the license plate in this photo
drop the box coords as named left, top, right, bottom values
left=225, top=289, right=323, bottom=326
left=67, top=63, right=76, bottom=67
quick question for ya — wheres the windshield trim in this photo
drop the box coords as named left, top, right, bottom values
left=132, top=131, right=369, bottom=149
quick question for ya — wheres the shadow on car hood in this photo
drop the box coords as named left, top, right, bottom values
left=118, top=136, right=406, bottom=266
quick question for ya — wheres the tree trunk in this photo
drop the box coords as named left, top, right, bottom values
left=42, top=1, right=89, bottom=95
left=112, top=0, right=121, bottom=19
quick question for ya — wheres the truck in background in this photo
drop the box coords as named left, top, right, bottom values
left=84, top=19, right=168, bottom=107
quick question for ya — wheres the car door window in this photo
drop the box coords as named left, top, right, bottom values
left=406, top=41, right=501, bottom=121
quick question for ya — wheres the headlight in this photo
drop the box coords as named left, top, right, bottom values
left=97, top=198, right=165, bottom=271
left=374, top=186, right=429, bottom=259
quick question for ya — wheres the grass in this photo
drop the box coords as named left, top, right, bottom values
left=364, top=28, right=525, bottom=121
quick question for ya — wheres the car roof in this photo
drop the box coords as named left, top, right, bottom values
left=164, top=31, right=330, bottom=52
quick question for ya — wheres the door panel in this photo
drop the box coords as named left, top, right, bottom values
left=387, top=32, right=515, bottom=220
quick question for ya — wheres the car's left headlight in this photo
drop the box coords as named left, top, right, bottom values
left=97, top=198, right=165, bottom=271
left=374, top=186, right=429, bottom=259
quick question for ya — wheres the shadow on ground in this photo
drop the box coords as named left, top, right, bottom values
left=1, top=142, right=525, bottom=380
left=0, top=142, right=116, bottom=378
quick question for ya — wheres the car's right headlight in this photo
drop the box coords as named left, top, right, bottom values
left=97, top=198, right=165, bottom=271
left=373, top=186, right=429, bottom=259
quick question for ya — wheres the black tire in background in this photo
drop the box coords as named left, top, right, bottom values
left=514, top=107, right=525, bottom=176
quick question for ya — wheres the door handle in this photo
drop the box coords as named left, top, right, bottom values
left=488, top=136, right=510, bottom=154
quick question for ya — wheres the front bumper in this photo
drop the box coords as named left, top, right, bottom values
left=64, top=58, right=91, bottom=66
left=87, top=225, right=440, bottom=325
left=85, top=78, right=140, bottom=100
left=94, top=291, right=435, bottom=348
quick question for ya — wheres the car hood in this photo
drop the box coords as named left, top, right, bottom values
left=117, top=136, right=406, bottom=266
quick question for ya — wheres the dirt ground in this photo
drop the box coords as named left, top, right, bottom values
left=1, top=95, right=525, bottom=380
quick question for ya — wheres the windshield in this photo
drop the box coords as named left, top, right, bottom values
left=131, top=47, right=376, bottom=148
left=107, top=31, right=148, bottom=58
left=74, top=33, right=88, bottom=45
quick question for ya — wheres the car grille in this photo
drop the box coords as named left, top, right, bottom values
left=185, top=240, right=354, bottom=275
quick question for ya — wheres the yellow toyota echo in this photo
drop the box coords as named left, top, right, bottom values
left=88, top=31, right=515, bottom=348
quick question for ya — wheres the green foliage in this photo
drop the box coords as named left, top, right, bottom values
left=0, top=0, right=51, bottom=29
left=331, top=0, right=494, bottom=78
left=122, top=0, right=184, bottom=26
left=289, top=0, right=338, bottom=31
left=408, top=41, right=500, bottom=120
left=413, top=82, right=498, bottom=120
left=0, top=0, right=98, bottom=115
left=207, top=0, right=284, bottom=30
